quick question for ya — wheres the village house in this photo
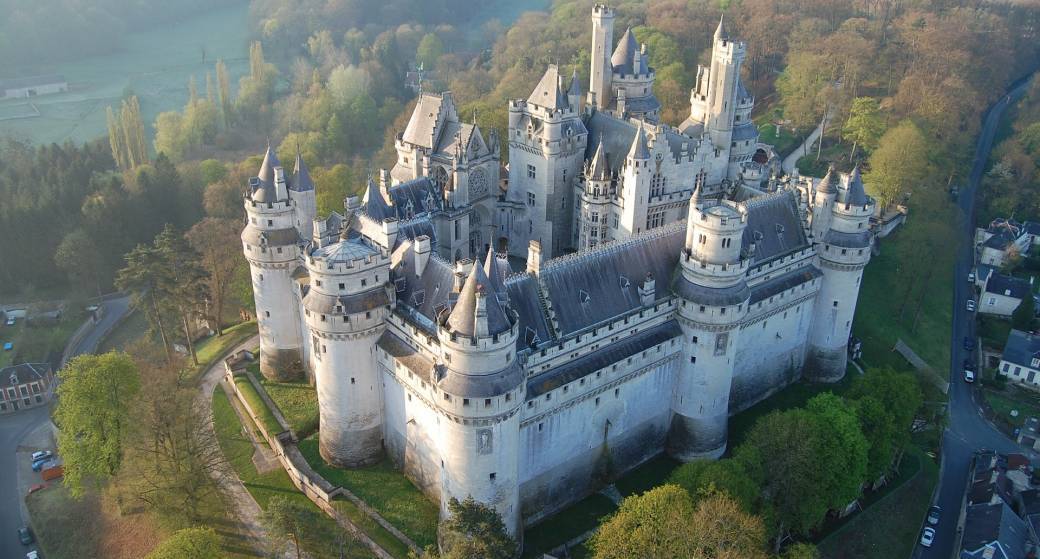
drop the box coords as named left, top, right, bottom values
left=981, top=274, right=1035, bottom=317
left=0, top=363, right=53, bottom=414
left=999, top=330, right=1040, bottom=387
left=976, top=218, right=1040, bottom=268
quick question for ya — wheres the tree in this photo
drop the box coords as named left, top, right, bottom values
left=216, top=59, right=232, bottom=127
left=804, top=393, right=869, bottom=511
left=589, top=485, right=768, bottom=559
left=416, top=33, right=446, bottom=69
left=55, top=352, right=141, bottom=497
left=438, top=497, right=515, bottom=559
left=668, top=458, right=758, bottom=513
left=1013, top=294, right=1036, bottom=331
left=865, top=120, right=932, bottom=208
left=186, top=218, right=243, bottom=334
left=145, top=527, right=221, bottom=559
left=847, top=367, right=922, bottom=478
left=154, top=224, right=208, bottom=366
left=55, top=228, right=105, bottom=297
left=782, top=543, right=821, bottom=559
left=117, top=242, right=176, bottom=360
left=843, top=97, right=886, bottom=159
left=264, top=496, right=323, bottom=559
left=775, top=52, right=831, bottom=130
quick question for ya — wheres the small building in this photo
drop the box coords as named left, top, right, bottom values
left=982, top=274, right=1033, bottom=317
left=0, top=75, right=67, bottom=99
left=960, top=502, right=1032, bottom=559
left=1018, top=418, right=1040, bottom=452
left=0, top=363, right=53, bottom=414
left=999, top=330, right=1040, bottom=386
left=976, top=218, right=1040, bottom=268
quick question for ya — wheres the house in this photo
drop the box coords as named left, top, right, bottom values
left=960, top=502, right=1033, bottom=559
left=0, top=363, right=53, bottom=414
left=999, top=330, right=1040, bottom=387
left=1017, top=418, right=1040, bottom=451
left=976, top=218, right=1040, bottom=268
left=0, top=75, right=67, bottom=99
left=982, top=274, right=1034, bottom=317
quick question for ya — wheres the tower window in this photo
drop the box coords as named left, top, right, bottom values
left=538, top=422, right=544, bottom=432
left=485, top=398, right=492, bottom=407
left=595, top=397, right=600, bottom=406
left=527, top=165, right=536, bottom=179
left=527, top=192, right=536, bottom=207
left=463, top=398, right=470, bottom=406
left=833, top=301, right=839, bottom=307
left=265, top=311, right=270, bottom=318
left=692, top=336, right=698, bottom=343
left=490, top=473, right=496, bottom=481
left=339, top=283, right=345, bottom=290
left=351, top=378, right=355, bottom=384
left=267, top=219, right=273, bottom=226
left=614, top=388, right=620, bottom=397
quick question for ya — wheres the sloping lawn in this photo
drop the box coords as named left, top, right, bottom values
left=193, top=321, right=257, bottom=376
left=232, top=375, right=282, bottom=435
left=247, top=362, right=319, bottom=439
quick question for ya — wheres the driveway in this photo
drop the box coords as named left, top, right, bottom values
left=911, top=75, right=1036, bottom=559
left=69, top=295, right=131, bottom=359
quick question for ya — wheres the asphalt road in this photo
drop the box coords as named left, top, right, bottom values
left=911, top=74, right=1036, bottom=559
left=0, top=294, right=132, bottom=558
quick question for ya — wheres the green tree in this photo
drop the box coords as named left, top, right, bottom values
left=215, top=59, right=232, bottom=127
left=145, top=527, right=221, bottom=559
left=848, top=367, right=922, bottom=478
left=843, top=97, right=886, bottom=159
left=805, top=393, right=869, bottom=511
left=668, top=458, right=758, bottom=513
left=776, top=52, right=830, bottom=130
left=1013, top=294, right=1036, bottom=330
left=438, top=497, right=515, bottom=559
left=263, top=496, right=323, bottom=559
left=117, top=242, right=176, bottom=360
left=782, top=543, right=821, bottom=559
left=416, top=33, right=446, bottom=69
left=589, top=485, right=768, bottom=559
left=55, top=352, right=141, bottom=497
left=186, top=218, right=243, bottom=334
left=55, top=228, right=105, bottom=296
left=153, top=224, right=208, bottom=365
left=865, top=120, right=932, bottom=208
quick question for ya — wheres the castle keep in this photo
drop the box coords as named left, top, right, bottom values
left=241, top=5, right=876, bottom=539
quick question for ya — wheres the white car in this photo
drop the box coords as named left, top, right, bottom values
left=966, top=299, right=976, bottom=312
left=968, top=271, right=976, bottom=283
left=921, top=527, right=935, bottom=547
left=30, top=451, right=51, bottom=462
left=27, top=551, right=38, bottom=559
left=965, top=370, right=976, bottom=383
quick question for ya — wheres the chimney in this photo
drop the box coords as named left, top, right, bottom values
left=454, top=259, right=473, bottom=292
left=379, top=169, right=392, bottom=195
left=414, top=235, right=431, bottom=277
left=638, top=272, right=656, bottom=307
left=474, top=286, right=489, bottom=338
left=345, top=195, right=361, bottom=212
left=274, top=166, right=288, bottom=200
left=527, top=240, right=543, bottom=275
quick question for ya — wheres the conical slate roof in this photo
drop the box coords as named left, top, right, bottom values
left=588, top=137, right=610, bottom=180
left=361, top=179, right=394, bottom=221
left=690, top=182, right=702, bottom=208
left=292, top=151, right=314, bottom=192
left=817, top=165, right=837, bottom=194
left=252, top=144, right=280, bottom=202
left=446, top=263, right=511, bottom=337
left=611, top=28, right=642, bottom=74
left=528, top=65, right=568, bottom=110
left=568, top=68, right=581, bottom=98
left=714, top=14, right=729, bottom=42
left=628, top=123, right=650, bottom=160
left=483, top=246, right=509, bottom=299
left=842, top=166, right=870, bottom=206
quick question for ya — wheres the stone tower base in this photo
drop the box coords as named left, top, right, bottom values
left=319, top=425, right=384, bottom=468
left=803, top=346, right=848, bottom=383
left=666, top=413, right=727, bottom=461
left=259, top=347, right=304, bottom=382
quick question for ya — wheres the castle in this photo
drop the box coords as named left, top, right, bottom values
left=240, top=5, right=876, bottom=542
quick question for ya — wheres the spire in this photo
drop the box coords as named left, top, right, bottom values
left=568, top=68, right=581, bottom=98
left=816, top=165, right=836, bottom=195
left=844, top=165, right=870, bottom=206
left=628, top=123, right=650, bottom=161
left=611, top=28, right=639, bottom=73
left=251, top=143, right=280, bottom=202
left=446, top=263, right=511, bottom=337
left=588, top=136, right=610, bottom=180
left=292, top=148, right=314, bottom=192
left=361, top=178, right=394, bottom=221
left=690, top=182, right=702, bottom=208
left=483, top=246, right=508, bottom=300
left=714, top=14, right=728, bottom=42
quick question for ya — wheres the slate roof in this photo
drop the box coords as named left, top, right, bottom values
left=611, top=28, right=647, bottom=75
left=386, top=177, right=441, bottom=220
left=749, top=265, right=822, bottom=305
left=984, top=220, right=1023, bottom=250
left=731, top=122, right=759, bottom=142
left=1, top=363, right=50, bottom=386
left=360, top=180, right=394, bottom=221
left=433, top=121, right=477, bottom=158
left=402, top=92, right=448, bottom=148
left=483, top=248, right=510, bottom=302
left=392, top=243, right=457, bottom=332
left=985, top=274, right=1031, bottom=299
left=251, top=145, right=280, bottom=202
left=527, top=320, right=681, bottom=397
left=838, top=166, right=871, bottom=206
left=1002, top=329, right=1040, bottom=370
left=960, top=502, right=1030, bottom=559
left=291, top=152, right=314, bottom=192
left=396, top=217, right=437, bottom=248
left=824, top=229, right=872, bottom=249
left=587, top=137, right=611, bottom=180
left=714, top=15, right=729, bottom=42
left=816, top=166, right=837, bottom=194
left=741, top=190, right=810, bottom=264
left=303, top=288, right=390, bottom=315
left=445, top=262, right=512, bottom=338
left=377, top=330, right=434, bottom=382
left=585, top=112, right=691, bottom=172
left=310, top=236, right=377, bottom=264
left=528, top=65, right=569, bottom=110
left=505, top=274, right=552, bottom=348
left=628, top=123, right=650, bottom=160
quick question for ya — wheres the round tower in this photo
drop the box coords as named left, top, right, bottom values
left=242, top=146, right=305, bottom=381
left=435, top=261, right=524, bottom=539
left=303, top=230, right=391, bottom=466
left=806, top=167, right=874, bottom=382
left=668, top=187, right=750, bottom=460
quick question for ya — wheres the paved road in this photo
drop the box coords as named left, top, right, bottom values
left=781, top=114, right=829, bottom=175
left=912, top=74, right=1036, bottom=559
left=0, top=294, right=132, bottom=558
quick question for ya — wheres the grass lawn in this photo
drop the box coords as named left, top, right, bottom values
left=298, top=434, right=439, bottom=550
left=818, top=446, right=939, bottom=559
left=193, top=321, right=257, bottom=377
left=233, top=374, right=283, bottom=435
left=248, top=362, right=319, bottom=439
left=212, top=388, right=374, bottom=559
left=983, top=387, right=1040, bottom=428
left=755, top=108, right=803, bottom=156
left=27, top=483, right=104, bottom=558
left=979, top=315, right=1013, bottom=351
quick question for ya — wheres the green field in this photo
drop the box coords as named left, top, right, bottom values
left=0, top=2, right=250, bottom=146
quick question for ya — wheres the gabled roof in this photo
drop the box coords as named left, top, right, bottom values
left=401, top=92, right=457, bottom=149
left=960, top=502, right=1030, bottom=559
left=386, top=177, right=441, bottom=220
left=1002, top=329, right=1040, bottom=370
left=1, top=363, right=50, bottom=385
left=741, top=190, right=810, bottom=264
left=528, top=65, right=568, bottom=110
left=360, top=179, right=394, bottom=221
left=985, top=273, right=1031, bottom=299
left=446, top=263, right=512, bottom=338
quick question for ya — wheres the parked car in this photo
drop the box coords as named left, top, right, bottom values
left=967, top=299, right=977, bottom=312
left=969, top=271, right=976, bottom=283
left=927, top=505, right=941, bottom=525
left=30, top=451, right=51, bottom=462
left=27, top=550, right=38, bottom=559
left=921, top=527, right=936, bottom=547
left=964, top=337, right=975, bottom=351
left=5, top=317, right=15, bottom=326
left=17, top=527, right=32, bottom=545
left=31, top=458, right=54, bottom=472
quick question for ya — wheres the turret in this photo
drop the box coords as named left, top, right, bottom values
left=290, top=149, right=317, bottom=240
left=616, top=124, right=652, bottom=239
left=578, top=138, right=613, bottom=250
left=303, top=231, right=392, bottom=466
left=806, top=166, right=874, bottom=382
left=435, top=263, right=524, bottom=538
left=242, top=145, right=306, bottom=381
left=810, top=166, right=837, bottom=240
left=668, top=188, right=750, bottom=460
left=704, top=15, right=746, bottom=156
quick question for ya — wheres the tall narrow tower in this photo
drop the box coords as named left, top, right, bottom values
left=668, top=187, right=750, bottom=460
left=705, top=17, right=746, bottom=157
left=588, top=4, right=615, bottom=111
left=303, top=230, right=391, bottom=466
left=289, top=150, right=317, bottom=240
left=806, top=167, right=874, bottom=381
left=242, top=146, right=305, bottom=381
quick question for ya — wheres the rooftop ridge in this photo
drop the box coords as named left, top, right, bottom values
left=541, top=221, right=685, bottom=273
left=741, top=188, right=794, bottom=210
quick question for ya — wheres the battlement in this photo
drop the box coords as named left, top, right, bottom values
left=592, top=3, right=614, bottom=17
